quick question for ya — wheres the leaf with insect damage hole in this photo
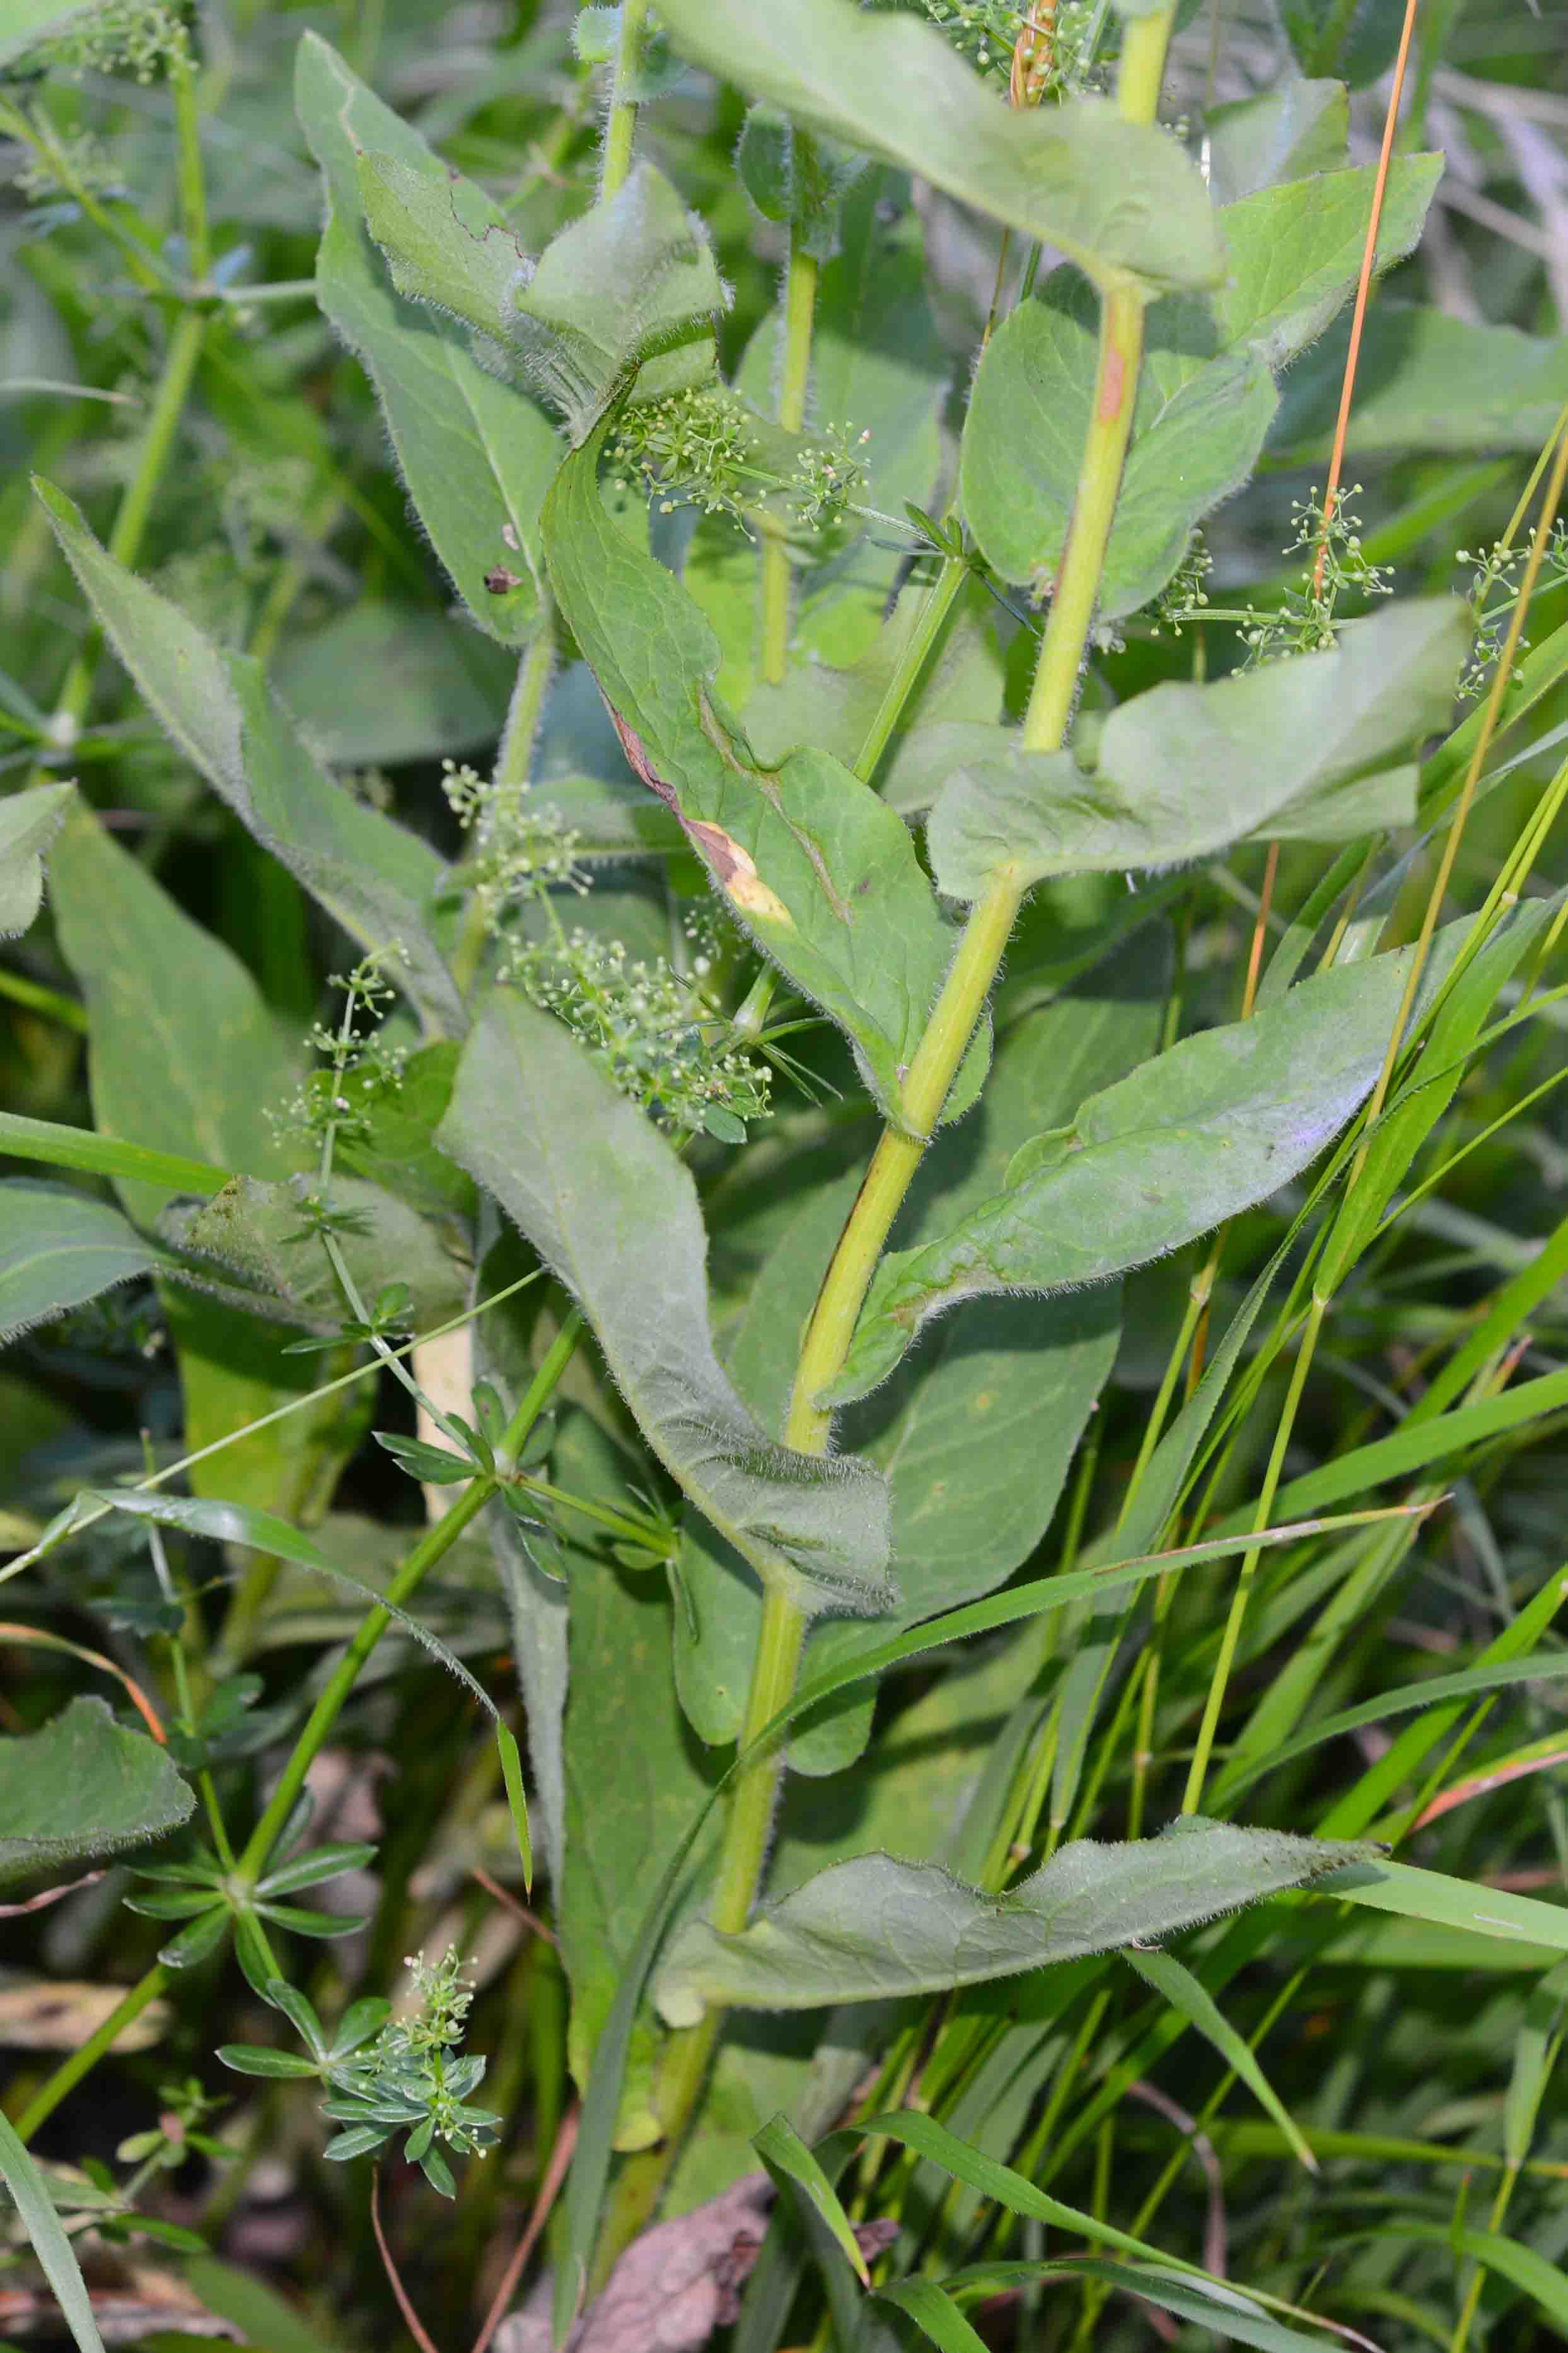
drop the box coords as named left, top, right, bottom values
left=437, top=991, right=894, bottom=1615
left=654, top=1818, right=1378, bottom=2021
left=542, top=419, right=985, bottom=1135
left=821, top=923, right=1470, bottom=1406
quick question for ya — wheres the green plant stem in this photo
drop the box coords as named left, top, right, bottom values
left=170, top=46, right=211, bottom=281
left=27, top=307, right=206, bottom=785
left=760, top=236, right=820, bottom=685
left=594, top=4, right=1180, bottom=2273
left=598, top=0, right=649, bottom=202
left=0, top=967, right=88, bottom=1032
left=14, top=1968, right=171, bottom=2142
left=236, top=1314, right=581, bottom=1884
left=854, top=552, right=967, bottom=783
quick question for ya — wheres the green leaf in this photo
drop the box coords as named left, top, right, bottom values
left=1175, top=153, right=1441, bottom=375
left=541, top=423, right=977, bottom=1133
left=216, top=2045, right=324, bottom=2079
left=652, top=0, right=1222, bottom=296
left=1122, top=1947, right=1316, bottom=2169
left=951, top=2259, right=1347, bottom=2352
left=183, top=2255, right=352, bottom=2353
left=1272, top=303, right=1568, bottom=459
left=36, top=491, right=463, bottom=1034
left=497, top=1722, right=533, bottom=1896
left=735, top=108, right=863, bottom=261
left=436, top=992, right=893, bottom=1613
left=354, top=148, right=524, bottom=344
left=0, top=2108, right=107, bottom=2353
left=753, top=2112, right=870, bottom=2285
left=0, top=1697, right=195, bottom=1895
left=1205, top=78, right=1349, bottom=204
left=502, top=162, right=725, bottom=440
left=0, top=781, right=71, bottom=940
left=963, top=288, right=1277, bottom=617
left=0, top=1181, right=159, bottom=1344
left=0, top=0, right=95, bottom=71
left=44, top=809, right=302, bottom=1230
left=824, top=927, right=1465, bottom=1405
left=677, top=945, right=1166, bottom=1766
left=923, top=599, right=1466, bottom=899
left=654, top=1818, right=1376, bottom=2023
left=294, top=32, right=559, bottom=641
left=271, top=602, right=514, bottom=767
left=552, top=1411, right=718, bottom=2147
left=1323, top=1856, right=1568, bottom=1964
left=165, top=1173, right=468, bottom=1334
left=1276, top=0, right=1408, bottom=86
left=0, top=1113, right=229, bottom=1197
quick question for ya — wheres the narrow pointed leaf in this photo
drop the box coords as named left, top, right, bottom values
left=0, top=2110, right=108, bottom=2353
left=753, top=2113, right=870, bottom=2286
left=653, top=0, right=1222, bottom=296
left=36, top=486, right=463, bottom=1033
left=1122, top=1946, right=1316, bottom=2169
left=654, top=1819, right=1376, bottom=2022
left=436, top=992, right=892, bottom=1613
left=0, top=1112, right=229, bottom=1197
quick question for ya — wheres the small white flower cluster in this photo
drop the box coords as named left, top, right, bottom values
left=1456, top=522, right=1568, bottom=699
left=442, top=758, right=588, bottom=914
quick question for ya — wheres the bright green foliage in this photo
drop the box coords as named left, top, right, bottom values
left=0, top=1697, right=194, bottom=1892
left=654, top=1819, right=1377, bottom=2021
left=1205, top=78, right=1350, bottom=202
left=1273, top=303, right=1568, bottom=458
left=438, top=991, right=893, bottom=1613
left=654, top=0, right=1222, bottom=295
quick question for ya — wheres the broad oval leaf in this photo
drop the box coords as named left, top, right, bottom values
left=35, top=486, right=463, bottom=1034
left=436, top=990, right=893, bottom=1613
left=654, top=1818, right=1376, bottom=2023
left=165, top=1172, right=468, bottom=1334
left=822, top=927, right=1464, bottom=1405
left=924, top=598, right=1467, bottom=899
left=963, top=291, right=1277, bottom=617
left=541, top=422, right=981, bottom=1133
left=0, top=1697, right=194, bottom=1894
left=653, top=0, right=1222, bottom=297
left=0, top=1179, right=160, bottom=1345
left=1272, top=302, right=1568, bottom=461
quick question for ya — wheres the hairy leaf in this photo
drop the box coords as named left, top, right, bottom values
left=0, top=1697, right=194, bottom=1893
left=164, top=1173, right=469, bottom=1333
left=542, top=423, right=978, bottom=1132
left=655, top=1819, right=1375, bottom=2021
left=437, top=992, right=893, bottom=1613
left=653, top=0, right=1222, bottom=296
left=1272, top=303, right=1568, bottom=459
left=963, top=293, right=1276, bottom=616
left=36, top=488, right=463, bottom=1032
left=0, top=781, right=72, bottom=940
left=294, top=31, right=559, bottom=641
left=45, top=810, right=301, bottom=1229
left=0, top=1182, right=159, bottom=1343
left=924, top=599, right=1466, bottom=898
left=1205, top=79, right=1349, bottom=204
left=823, top=930, right=1462, bottom=1404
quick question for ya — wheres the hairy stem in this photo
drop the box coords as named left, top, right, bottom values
left=599, top=0, right=649, bottom=202
left=597, top=4, right=1181, bottom=2261
left=760, top=236, right=820, bottom=684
